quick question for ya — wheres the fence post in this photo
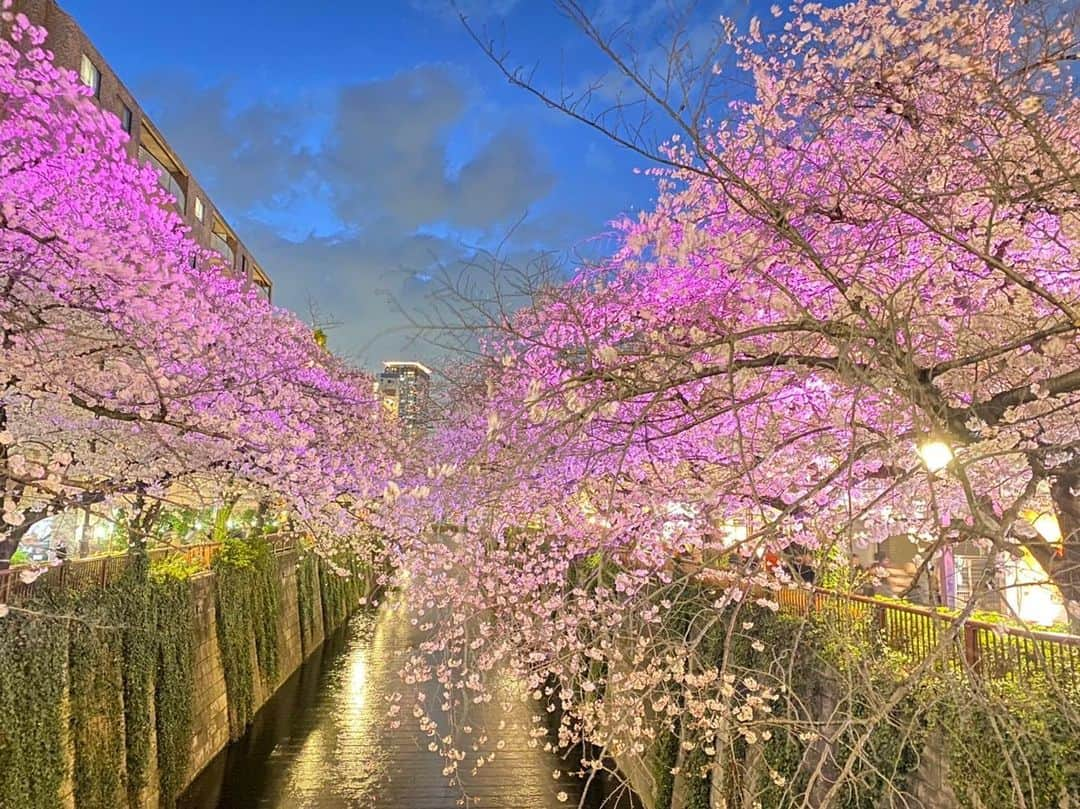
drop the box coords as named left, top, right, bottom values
left=963, top=622, right=981, bottom=674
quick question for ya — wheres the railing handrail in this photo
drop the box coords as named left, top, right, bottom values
left=768, top=582, right=1080, bottom=685
left=808, top=585, right=1080, bottom=645
left=0, top=534, right=297, bottom=605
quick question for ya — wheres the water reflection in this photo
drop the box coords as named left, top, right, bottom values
left=179, top=600, right=636, bottom=809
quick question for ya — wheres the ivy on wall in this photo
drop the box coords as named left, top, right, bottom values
left=296, top=553, right=321, bottom=655
left=719, top=606, right=925, bottom=809
left=251, top=540, right=282, bottom=685
left=935, top=674, right=1080, bottom=808
left=115, top=554, right=155, bottom=807
left=67, top=596, right=127, bottom=809
left=150, top=560, right=197, bottom=807
left=0, top=609, right=67, bottom=809
left=212, top=535, right=284, bottom=739
left=318, top=555, right=365, bottom=634
left=652, top=721, right=680, bottom=809
left=29, top=551, right=198, bottom=809
left=717, top=604, right=1079, bottom=809
left=0, top=534, right=370, bottom=808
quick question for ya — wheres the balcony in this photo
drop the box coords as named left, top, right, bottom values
left=252, top=266, right=272, bottom=301
left=209, top=232, right=235, bottom=268
left=138, top=144, right=186, bottom=213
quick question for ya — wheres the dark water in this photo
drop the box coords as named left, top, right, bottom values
left=179, top=600, right=637, bottom=809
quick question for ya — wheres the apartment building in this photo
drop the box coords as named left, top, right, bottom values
left=11, top=0, right=273, bottom=300
left=377, top=361, right=432, bottom=435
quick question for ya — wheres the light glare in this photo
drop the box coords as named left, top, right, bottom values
left=917, top=439, right=953, bottom=472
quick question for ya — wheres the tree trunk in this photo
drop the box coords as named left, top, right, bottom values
left=0, top=522, right=35, bottom=569
left=76, top=508, right=91, bottom=558
left=0, top=535, right=17, bottom=570
left=1049, top=472, right=1080, bottom=625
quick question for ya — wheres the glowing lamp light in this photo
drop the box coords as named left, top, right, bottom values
left=1008, top=551, right=1066, bottom=626
left=1017, top=587, right=1062, bottom=627
left=1029, top=511, right=1063, bottom=546
left=917, top=439, right=954, bottom=473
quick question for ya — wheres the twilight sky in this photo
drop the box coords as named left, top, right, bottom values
left=61, top=0, right=754, bottom=370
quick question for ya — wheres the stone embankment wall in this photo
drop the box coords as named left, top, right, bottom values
left=185, top=550, right=327, bottom=787
left=44, top=549, right=367, bottom=809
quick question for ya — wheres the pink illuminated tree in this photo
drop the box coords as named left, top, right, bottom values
left=0, top=5, right=395, bottom=565
left=382, top=0, right=1080, bottom=805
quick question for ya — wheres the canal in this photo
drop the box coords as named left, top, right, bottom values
left=179, top=599, right=638, bottom=809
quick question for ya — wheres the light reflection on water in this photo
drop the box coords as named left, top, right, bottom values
left=179, top=599, right=637, bottom=809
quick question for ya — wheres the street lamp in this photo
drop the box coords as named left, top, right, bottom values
left=1022, top=509, right=1063, bottom=546
left=917, top=438, right=954, bottom=473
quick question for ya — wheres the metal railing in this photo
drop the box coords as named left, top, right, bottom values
left=0, top=534, right=296, bottom=606
left=775, top=585, right=1080, bottom=685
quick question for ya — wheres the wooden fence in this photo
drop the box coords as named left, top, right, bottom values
left=0, top=534, right=296, bottom=606
left=775, top=585, right=1080, bottom=685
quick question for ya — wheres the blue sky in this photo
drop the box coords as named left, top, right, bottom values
left=61, top=0, right=753, bottom=368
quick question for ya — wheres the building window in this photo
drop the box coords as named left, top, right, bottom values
left=137, top=127, right=188, bottom=213
left=241, top=254, right=247, bottom=275
left=252, top=267, right=272, bottom=301
left=194, top=196, right=204, bottom=222
left=120, top=104, right=133, bottom=134
left=209, top=219, right=236, bottom=268
left=79, top=55, right=101, bottom=98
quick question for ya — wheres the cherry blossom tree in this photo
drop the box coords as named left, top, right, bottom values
left=453, top=0, right=1080, bottom=608
left=0, top=4, right=395, bottom=565
left=379, top=0, right=1080, bottom=805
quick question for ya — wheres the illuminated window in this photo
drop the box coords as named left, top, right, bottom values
left=79, top=55, right=101, bottom=98
left=194, top=196, right=204, bottom=221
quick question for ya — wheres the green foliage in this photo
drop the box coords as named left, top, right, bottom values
left=935, top=674, right=1080, bottom=808
left=680, top=736, right=714, bottom=809
left=10, top=548, right=31, bottom=565
left=212, top=535, right=283, bottom=738
left=0, top=546, right=202, bottom=809
left=151, top=553, right=205, bottom=582
left=716, top=602, right=1080, bottom=809
left=58, top=551, right=155, bottom=809
left=318, top=555, right=366, bottom=633
left=252, top=542, right=282, bottom=683
left=151, top=567, right=196, bottom=807
left=682, top=616, right=726, bottom=809
left=296, top=553, right=321, bottom=655
left=158, top=508, right=200, bottom=539
left=813, top=544, right=857, bottom=591
left=67, top=605, right=126, bottom=809
left=652, top=720, right=680, bottom=809
left=115, top=554, right=155, bottom=806
left=0, top=529, right=367, bottom=808
left=0, top=609, right=68, bottom=809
